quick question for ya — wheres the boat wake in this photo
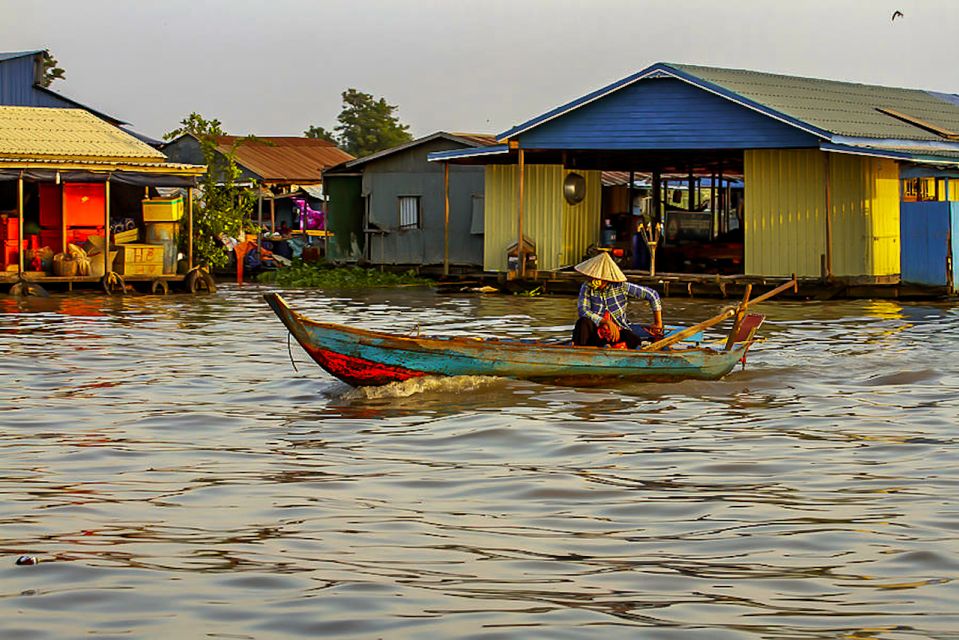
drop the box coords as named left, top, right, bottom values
left=341, top=375, right=504, bottom=400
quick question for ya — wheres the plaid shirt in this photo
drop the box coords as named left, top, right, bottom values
left=577, top=281, right=662, bottom=328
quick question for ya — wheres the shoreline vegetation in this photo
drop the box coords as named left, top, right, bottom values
left=256, top=261, right=434, bottom=289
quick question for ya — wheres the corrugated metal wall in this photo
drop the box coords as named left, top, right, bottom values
left=0, top=56, right=38, bottom=105
left=900, top=201, right=958, bottom=288
left=484, top=165, right=600, bottom=272
left=745, top=149, right=826, bottom=277
left=829, top=154, right=900, bottom=276
left=745, top=149, right=900, bottom=277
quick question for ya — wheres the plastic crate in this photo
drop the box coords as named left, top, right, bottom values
left=142, top=197, right=184, bottom=222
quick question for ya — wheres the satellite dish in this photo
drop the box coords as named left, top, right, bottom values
left=563, top=172, right=586, bottom=205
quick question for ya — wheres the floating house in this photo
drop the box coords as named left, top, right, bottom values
left=162, top=135, right=353, bottom=232
left=0, top=106, right=206, bottom=294
left=323, top=132, right=495, bottom=272
left=431, top=62, right=959, bottom=294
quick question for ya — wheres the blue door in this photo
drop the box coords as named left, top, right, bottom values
left=900, top=202, right=957, bottom=290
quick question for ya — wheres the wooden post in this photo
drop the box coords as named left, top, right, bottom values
left=257, top=187, right=263, bottom=264
left=443, top=161, right=450, bottom=277
left=824, top=152, right=833, bottom=278
left=270, top=195, right=276, bottom=233
left=651, top=170, right=661, bottom=224
left=104, top=177, right=111, bottom=278
left=187, top=186, right=194, bottom=270
left=17, top=173, right=24, bottom=275
left=60, top=181, right=67, bottom=255
left=517, top=148, right=526, bottom=278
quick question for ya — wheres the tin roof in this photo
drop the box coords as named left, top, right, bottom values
left=669, top=63, right=959, bottom=142
left=338, top=132, right=497, bottom=170
left=215, top=136, right=354, bottom=183
left=0, top=106, right=165, bottom=162
left=0, top=50, right=45, bottom=62
left=500, top=62, right=959, bottom=146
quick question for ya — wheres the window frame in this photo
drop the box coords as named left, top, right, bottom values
left=398, top=195, right=421, bottom=230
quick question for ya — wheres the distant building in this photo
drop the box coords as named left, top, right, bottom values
left=161, top=133, right=353, bottom=229
left=433, top=62, right=959, bottom=292
left=323, top=132, right=495, bottom=270
left=162, top=134, right=353, bottom=230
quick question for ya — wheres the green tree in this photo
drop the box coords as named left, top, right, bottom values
left=164, top=113, right=257, bottom=269
left=306, top=89, right=413, bottom=158
left=38, top=53, right=65, bottom=87
left=304, top=125, right=337, bottom=144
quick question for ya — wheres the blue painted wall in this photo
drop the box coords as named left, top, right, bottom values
left=0, top=54, right=39, bottom=105
left=516, top=78, right=817, bottom=150
left=900, top=201, right=959, bottom=289
left=0, top=53, right=89, bottom=110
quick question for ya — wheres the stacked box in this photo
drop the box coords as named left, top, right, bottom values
left=115, top=243, right=165, bottom=276
left=142, top=197, right=184, bottom=222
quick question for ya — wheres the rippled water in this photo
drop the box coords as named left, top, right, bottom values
left=1, top=285, right=958, bottom=639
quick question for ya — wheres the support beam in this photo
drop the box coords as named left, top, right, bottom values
left=651, top=171, right=661, bottom=224
left=824, top=153, right=833, bottom=278
left=187, top=187, right=194, bottom=269
left=17, top=173, right=24, bottom=275
left=517, top=148, right=526, bottom=278
left=443, top=162, right=450, bottom=277
left=104, top=178, right=111, bottom=277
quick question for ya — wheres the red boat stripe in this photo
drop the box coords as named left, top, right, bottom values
left=303, top=345, right=426, bottom=387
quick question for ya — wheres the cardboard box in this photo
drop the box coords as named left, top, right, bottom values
left=116, top=243, right=165, bottom=276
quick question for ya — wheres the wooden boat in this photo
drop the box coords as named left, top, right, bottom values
left=264, top=292, right=767, bottom=387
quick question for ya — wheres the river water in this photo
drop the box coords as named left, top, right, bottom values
left=0, top=284, right=957, bottom=639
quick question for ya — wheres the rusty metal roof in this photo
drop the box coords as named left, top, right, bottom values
left=215, top=136, right=354, bottom=184
left=0, top=106, right=164, bottom=162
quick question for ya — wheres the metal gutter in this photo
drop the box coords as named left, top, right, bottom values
left=427, top=145, right=510, bottom=162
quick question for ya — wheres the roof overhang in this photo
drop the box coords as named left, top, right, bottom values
left=427, top=144, right=510, bottom=163
left=0, top=157, right=206, bottom=175
left=821, top=142, right=959, bottom=166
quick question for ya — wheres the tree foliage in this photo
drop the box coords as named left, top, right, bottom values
left=164, top=113, right=256, bottom=269
left=304, top=125, right=337, bottom=144
left=305, top=89, right=413, bottom=158
left=38, top=54, right=65, bottom=87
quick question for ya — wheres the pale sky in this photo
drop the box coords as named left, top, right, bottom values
left=1, top=0, right=954, bottom=141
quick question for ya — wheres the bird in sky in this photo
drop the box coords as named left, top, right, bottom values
left=892, top=10, right=904, bottom=21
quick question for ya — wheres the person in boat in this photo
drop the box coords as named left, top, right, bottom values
left=573, top=251, right=664, bottom=348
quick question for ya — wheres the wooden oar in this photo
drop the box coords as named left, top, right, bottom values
left=642, top=276, right=798, bottom=352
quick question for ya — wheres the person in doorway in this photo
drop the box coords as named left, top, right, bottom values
left=572, top=251, right=664, bottom=348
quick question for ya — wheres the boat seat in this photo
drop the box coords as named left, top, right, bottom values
left=732, top=313, right=765, bottom=343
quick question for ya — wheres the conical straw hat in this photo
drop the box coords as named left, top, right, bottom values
left=574, top=251, right=626, bottom=282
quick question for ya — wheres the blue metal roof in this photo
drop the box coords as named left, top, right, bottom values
left=0, top=50, right=44, bottom=63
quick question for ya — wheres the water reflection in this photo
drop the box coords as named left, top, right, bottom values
left=0, top=285, right=958, bottom=639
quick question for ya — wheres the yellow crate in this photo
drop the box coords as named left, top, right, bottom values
left=142, top=197, right=184, bottom=222
left=116, top=243, right=165, bottom=276
left=114, top=228, right=138, bottom=244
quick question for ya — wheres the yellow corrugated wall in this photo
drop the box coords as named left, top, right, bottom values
left=745, top=149, right=900, bottom=277
left=745, top=149, right=826, bottom=277
left=484, top=164, right=600, bottom=272
left=829, top=154, right=900, bottom=277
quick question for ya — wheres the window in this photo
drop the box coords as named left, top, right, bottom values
left=398, top=196, right=420, bottom=230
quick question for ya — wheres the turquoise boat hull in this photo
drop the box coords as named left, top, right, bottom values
left=265, top=293, right=752, bottom=387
